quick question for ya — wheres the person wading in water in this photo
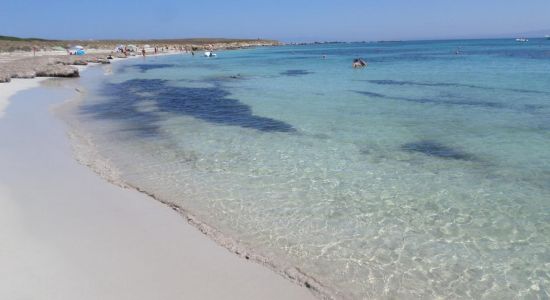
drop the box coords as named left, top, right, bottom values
left=352, top=58, right=367, bottom=68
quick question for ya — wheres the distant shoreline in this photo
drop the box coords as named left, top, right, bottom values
left=0, top=36, right=279, bottom=53
left=0, top=39, right=278, bottom=83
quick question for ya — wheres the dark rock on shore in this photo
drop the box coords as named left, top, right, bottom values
left=35, top=65, right=79, bottom=78
left=0, top=74, right=11, bottom=82
left=12, top=70, right=36, bottom=78
left=71, top=59, right=88, bottom=65
left=0, top=54, right=118, bottom=81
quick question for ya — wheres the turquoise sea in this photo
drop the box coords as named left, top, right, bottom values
left=69, top=39, right=550, bottom=298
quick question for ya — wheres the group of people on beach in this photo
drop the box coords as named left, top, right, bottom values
left=112, top=45, right=193, bottom=57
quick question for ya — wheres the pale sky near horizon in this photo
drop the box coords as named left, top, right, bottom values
left=2, top=0, right=550, bottom=41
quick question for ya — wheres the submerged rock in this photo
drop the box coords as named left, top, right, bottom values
left=401, top=140, right=473, bottom=160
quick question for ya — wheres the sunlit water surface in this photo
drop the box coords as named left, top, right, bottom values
left=70, top=40, right=550, bottom=299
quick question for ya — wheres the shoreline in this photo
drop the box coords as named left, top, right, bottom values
left=63, top=110, right=337, bottom=299
left=0, top=39, right=279, bottom=82
left=0, top=47, right=185, bottom=114
left=0, top=55, right=317, bottom=299
left=56, top=55, right=339, bottom=299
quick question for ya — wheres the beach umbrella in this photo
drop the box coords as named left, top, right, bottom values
left=127, top=44, right=138, bottom=52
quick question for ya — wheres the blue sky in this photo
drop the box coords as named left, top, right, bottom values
left=1, top=0, right=549, bottom=41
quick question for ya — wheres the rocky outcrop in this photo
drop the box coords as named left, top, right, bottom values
left=84, top=57, right=110, bottom=64
left=0, top=73, right=11, bottom=83
left=57, top=55, right=110, bottom=65
left=11, top=70, right=36, bottom=78
left=71, top=59, right=88, bottom=65
left=0, top=54, right=118, bottom=81
left=35, top=65, right=79, bottom=77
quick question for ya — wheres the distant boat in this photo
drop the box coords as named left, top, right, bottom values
left=204, top=51, right=217, bottom=57
left=515, top=38, right=529, bottom=42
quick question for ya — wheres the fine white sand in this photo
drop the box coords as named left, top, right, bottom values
left=0, top=81, right=315, bottom=298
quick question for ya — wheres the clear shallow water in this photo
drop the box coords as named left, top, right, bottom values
left=71, top=40, right=549, bottom=298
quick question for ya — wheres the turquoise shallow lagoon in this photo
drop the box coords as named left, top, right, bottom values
left=69, top=39, right=550, bottom=298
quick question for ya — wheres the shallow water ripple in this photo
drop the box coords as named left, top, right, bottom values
left=72, top=40, right=550, bottom=299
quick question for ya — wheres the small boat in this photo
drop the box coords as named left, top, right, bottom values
left=515, top=38, right=529, bottom=42
left=204, top=51, right=217, bottom=57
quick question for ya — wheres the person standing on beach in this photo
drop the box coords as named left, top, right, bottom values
left=142, top=48, right=146, bottom=57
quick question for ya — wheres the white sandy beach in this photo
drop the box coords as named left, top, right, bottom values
left=0, top=77, right=315, bottom=298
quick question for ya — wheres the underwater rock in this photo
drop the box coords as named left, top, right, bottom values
left=402, top=140, right=473, bottom=160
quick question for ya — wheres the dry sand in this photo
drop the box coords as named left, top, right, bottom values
left=0, top=77, right=315, bottom=298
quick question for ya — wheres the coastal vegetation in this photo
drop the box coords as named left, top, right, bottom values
left=0, top=35, right=279, bottom=52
